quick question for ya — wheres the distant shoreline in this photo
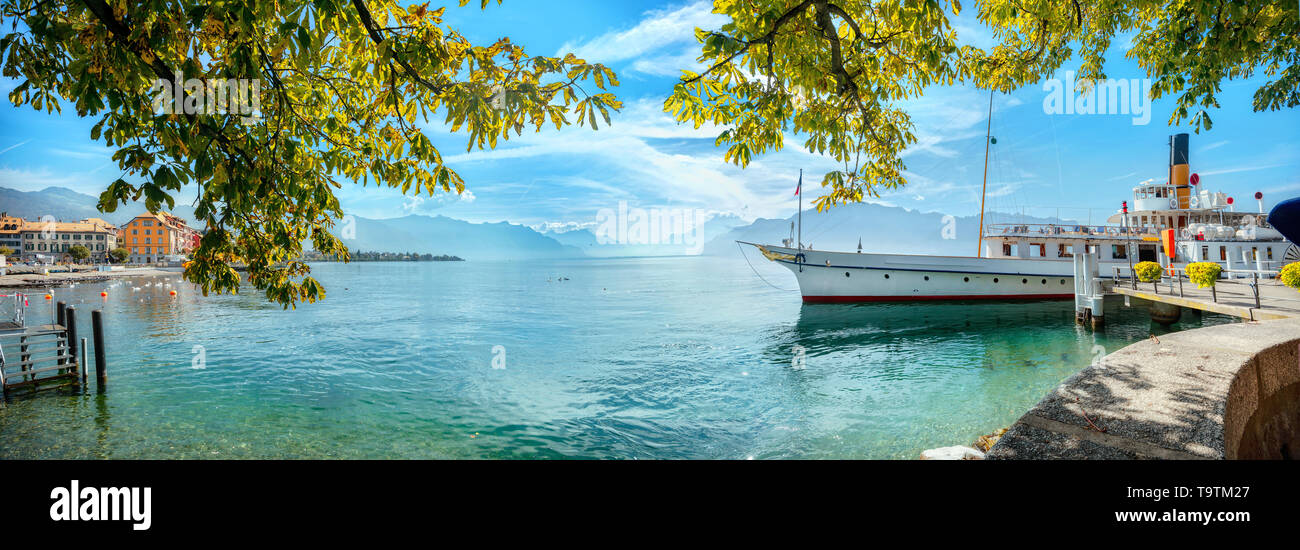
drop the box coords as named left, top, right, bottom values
left=0, top=267, right=183, bottom=289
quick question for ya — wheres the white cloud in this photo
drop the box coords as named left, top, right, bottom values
left=401, top=189, right=475, bottom=214
left=559, top=1, right=724, bottom=75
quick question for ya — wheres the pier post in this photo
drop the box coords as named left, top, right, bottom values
left=91, top=309, right=106, bottom=388
left=56, top=300, right=66, bottom=327
left=79, top=337, right=88, bottom=383
left=64, top=306, right=78, bottom=377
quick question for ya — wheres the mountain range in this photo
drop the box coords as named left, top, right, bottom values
left=0, top=186, right=1083, bottom=260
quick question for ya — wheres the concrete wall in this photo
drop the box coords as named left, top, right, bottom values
left=1226, top=338, right=1300, bottom=459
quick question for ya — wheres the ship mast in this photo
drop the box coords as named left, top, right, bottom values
left=976, top=89, right=993, bottom=258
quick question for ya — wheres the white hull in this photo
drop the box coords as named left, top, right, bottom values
left=753, top=244, right=1101, bottom=302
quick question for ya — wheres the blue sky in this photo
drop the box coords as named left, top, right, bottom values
left=1, top=0, right=1297, bottom=231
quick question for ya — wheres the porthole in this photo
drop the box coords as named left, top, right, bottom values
left=924, top=276, right=930, bottom=281
left=884, top=273, right=890, bottom=279
left=1041, top=279, right=1047, bottom=284
left=845, top=272, right=851, bottom=277
left=993, top=277, right=999, bottom=283
left=1060, top=279, right=1066, bottom=285
left=1022, top=278, right=1028, bottom=284
left=963, top=277, right=969, bottom=282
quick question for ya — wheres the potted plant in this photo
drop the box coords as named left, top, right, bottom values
left=1134, top=261, right=1163, bottom=292
left=1280, top=262, right=1300, bottom=292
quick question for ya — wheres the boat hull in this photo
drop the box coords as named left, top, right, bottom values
left=755, top=245, right=1083, bottom=302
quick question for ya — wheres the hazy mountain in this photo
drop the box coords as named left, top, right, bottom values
left=0, top=186, right=579, bottom=261
left=0, top=186, right=199, bottom=226
left=337, top=214, right=583, bottom=261
left=703, top=202, right=1079, bottom=257
left=538, top=213, right=747, bottom=257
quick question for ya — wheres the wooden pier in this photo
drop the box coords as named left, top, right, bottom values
left=0, top=296, right=107, bottom=400
left=0, top=323, right=83, bottom=397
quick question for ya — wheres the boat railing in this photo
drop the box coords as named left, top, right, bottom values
left=987, top=223, right=1155, bottom=239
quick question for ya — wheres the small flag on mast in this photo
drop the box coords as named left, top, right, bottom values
left=794, top=172, right=802, bottom=195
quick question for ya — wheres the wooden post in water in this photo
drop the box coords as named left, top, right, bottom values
left=80, top=337, right=88, bottom=383
left=91, top=309, right=106, bottom=388
left=55, top=301, right=67, bottom=368
left=64, top=306, right=78, bottom=378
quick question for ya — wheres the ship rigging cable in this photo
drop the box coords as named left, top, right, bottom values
left=737, top=242, right=798, bottom=292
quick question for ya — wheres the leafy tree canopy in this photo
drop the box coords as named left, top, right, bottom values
left=666, top=0, right=1298, bottom=211
left=68, top=244, right=91, bottom=260
left=1, top=0, right=621, bottom=307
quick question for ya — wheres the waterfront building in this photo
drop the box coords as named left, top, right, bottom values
left=117, top=212, right=201, bottom=264
left=10, top=214, right=118, bottom=262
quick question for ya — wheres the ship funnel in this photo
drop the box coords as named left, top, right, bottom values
left=1169, top=133, right=1190, bottom=208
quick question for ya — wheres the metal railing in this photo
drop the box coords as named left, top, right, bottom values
left=1111, top=265, right=1273, bottom=307
left=988, top=223, right=1157, bottom=239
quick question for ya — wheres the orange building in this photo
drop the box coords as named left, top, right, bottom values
left=118, top=213, right=201, bottom=264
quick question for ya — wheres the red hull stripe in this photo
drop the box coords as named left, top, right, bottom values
left=802, top=293, right=1076, bottom=303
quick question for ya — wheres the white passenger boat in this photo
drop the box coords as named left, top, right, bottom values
left=744, top=132, right=1297, bottom=303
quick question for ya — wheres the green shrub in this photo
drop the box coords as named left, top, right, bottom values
left=1280, top=263, right=1300, bottom=291
left=1134, top=261, right=1163, bottom=283
left=1186, top=262, right=1222, bottom=288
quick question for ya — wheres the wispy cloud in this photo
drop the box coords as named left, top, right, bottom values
left=1198, top=140, right=1229, bottom=153
left=0, top=139, right=31, bottom=156
left=559, top=1, right=723, bottom=76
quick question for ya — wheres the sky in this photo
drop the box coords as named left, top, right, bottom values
left=1, top=0, right=1298, bottom=232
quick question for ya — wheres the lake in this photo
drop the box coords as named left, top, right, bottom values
left=0, top=257, right=1232, bottom=459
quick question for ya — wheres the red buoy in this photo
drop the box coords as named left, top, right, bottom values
left=169, top=290, right=177, bottom=296
left=100, top=291, right=107, bottom=297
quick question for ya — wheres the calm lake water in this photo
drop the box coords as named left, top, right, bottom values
left=0, top=257, right=1232, bottom=459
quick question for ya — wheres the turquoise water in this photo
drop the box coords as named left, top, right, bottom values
left=0, top=257, right=1232, bottom=459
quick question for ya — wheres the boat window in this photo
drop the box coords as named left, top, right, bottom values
left=1219, top=246, right=1227, bottom=261
left=1002, top=243, right=1012, bottom=257
left=1267, top=247, right=1274, bottom=260
left=1112, top=244, right=1127, bottom=259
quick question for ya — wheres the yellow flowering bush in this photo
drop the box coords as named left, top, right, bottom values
left=1186, top=262, right=1222, bottom=289
left=1280, top=263, right=1300, bottom=292
left=1134, top=261, right=1163, bottom=283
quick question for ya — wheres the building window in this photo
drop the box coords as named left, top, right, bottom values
left=132, top=229, right=138, bottom=235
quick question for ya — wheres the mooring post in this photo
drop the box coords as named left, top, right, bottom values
left=91, top=309, right=106, bottom=387
left=79, top=337, right=88, bottom=383
left=56, top=300, right=66, bottom=327
left=64, top=306, right=78, bottom=377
